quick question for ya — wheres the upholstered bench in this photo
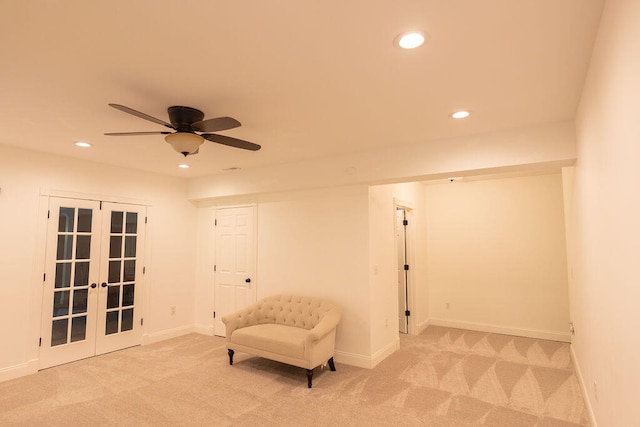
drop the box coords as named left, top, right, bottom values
left=222, top=294, right=341, bottom=388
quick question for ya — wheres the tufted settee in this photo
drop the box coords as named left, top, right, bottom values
left=222, top=294, right=341, bottom=388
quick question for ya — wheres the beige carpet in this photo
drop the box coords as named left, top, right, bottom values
left=0, top=326, right=589, bottom=426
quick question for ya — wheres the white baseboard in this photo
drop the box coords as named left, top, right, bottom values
left=335, top=338, right=400, bottom=369
left=0, top=359, right=38, bottom=383
left=570, top=345, right=597, bottom=427
left=428, top=318, right=571, bottom=342
left=193, top=324, right=214, bottom=336
left=142, top=325, right=195, bottom=345
left=334, top=350, right=372, bottom=369
left=415, top=318, right=430, bottom=335
left=371, top=338, right=400, bottom=368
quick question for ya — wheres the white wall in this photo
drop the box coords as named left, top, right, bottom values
left=194, top=172, right=572, bottom=369
left=194, top=186, right=373, bottom=366
left=0, top=126, right=580, bottom=381
left=425, top=173, right=570, bottom=341
left=0, top=144, right=197, bottom=381
left=569, top=0, right=640, bottom=425
left=195, top=183, right=431, bottom=368
left=368, top=182, right=428, bottom=362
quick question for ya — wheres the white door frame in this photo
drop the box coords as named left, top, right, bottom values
left=394, top=199, right=416, bottom=335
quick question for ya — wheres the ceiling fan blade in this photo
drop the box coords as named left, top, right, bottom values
left=191, top=116, right=241, bottom=133
left=108, top=104, right=174, bottom=129
left=202, top=133, right=261, bottom=151
left=104, top=131, right=172, bottom=136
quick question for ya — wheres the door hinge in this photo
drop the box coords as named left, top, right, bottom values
left=403, top=219, right=408, bottom=226
left=214, top=265, right=217, bottom=272
left=39, top=337, right=42, bottom=347
left=43, top=273, right=46, bottom=282
left=99, top=201, right=103, bottom=210
left=405, top=310, right=411, bottom=316
left=143, top=266, right=146, bottom=274
left=141, top=318, right=144, bottom=326
left=145, top=216, right=148, bottom=224
left=47, top=210, right=50, bottom=219
left=213, top=311, right=216, bottom=319
left=404, top=264, right=409, bottom=271
left=214, top=219, right=217, bottom=226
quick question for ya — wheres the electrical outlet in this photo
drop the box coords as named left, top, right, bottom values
left=171, top=306, right=176, bottom=315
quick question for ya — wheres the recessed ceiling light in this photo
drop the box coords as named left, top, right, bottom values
left=451, top=111, right=470, bottom=119
left=177, top=164, right=190, bottom=169
left=394, top=31, right=427, bottom=49
left=75, top=141, right=91, bottom=148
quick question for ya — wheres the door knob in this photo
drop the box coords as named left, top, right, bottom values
left=245, top=278, right=251, bottom=283
left=101, top=282, right=108, bottom=288
left=90, top=283, right=97, bottom=289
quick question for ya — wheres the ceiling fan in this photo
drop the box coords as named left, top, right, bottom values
left=105, top=104, right=261, bottom=156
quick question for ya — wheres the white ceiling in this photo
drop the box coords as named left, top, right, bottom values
left=0, top=0, right=604, bottom=178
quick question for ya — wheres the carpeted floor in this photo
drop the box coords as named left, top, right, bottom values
left=0, top=326, right=589, bottom=426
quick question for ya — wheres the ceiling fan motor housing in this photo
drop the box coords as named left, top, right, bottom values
left=168, top=106, right=204, bottom=132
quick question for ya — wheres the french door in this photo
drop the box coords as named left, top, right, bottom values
left=39, top=197, right=146, bottom=369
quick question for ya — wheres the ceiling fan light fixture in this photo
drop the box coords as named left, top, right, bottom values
left=165, top=132, right=204, bottom=156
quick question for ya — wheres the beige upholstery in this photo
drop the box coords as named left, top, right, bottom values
left=222, top=295, right=341, bottom=386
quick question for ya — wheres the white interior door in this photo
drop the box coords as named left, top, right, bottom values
left=214, top=206, right=256, bottom=337
left=39, top=198, right=102, bottom=368
left=95, top=202, right=146, bottom=355
left=40, top=198, right=146, bottom=369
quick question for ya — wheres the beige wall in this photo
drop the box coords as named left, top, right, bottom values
left=425, top=173, right=570, bottom=340
left=1, top=138, right=576, bottom=381
left=194, top=186, right=373, bottom=366
left=569, top=0, right=640, bottom=425
left=258, top=187, right=371, bottom=362
left=195, top=183, right=430, bottom=368
left=0, top=33, right=587, bottom=383
left=198, top=174, right=572, bottom=367
left=0, top=144, right=197, bottom=381
left=185, top=109, right=580, bottom=370
left=368, top=182, right=428, bottom=360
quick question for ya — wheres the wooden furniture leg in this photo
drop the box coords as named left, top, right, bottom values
left=306, top=369, right=313, bottom=388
